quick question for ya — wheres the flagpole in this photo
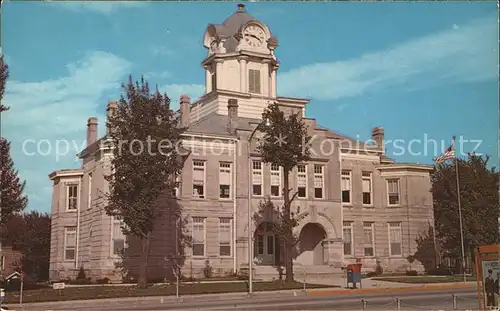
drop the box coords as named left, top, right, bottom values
left=453, top=136, right=467, bottom=283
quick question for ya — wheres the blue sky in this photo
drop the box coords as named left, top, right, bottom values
left=2, top=1, right=498, bottom=213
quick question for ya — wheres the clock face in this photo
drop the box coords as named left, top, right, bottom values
left=243, top=25, right=265, bottom=48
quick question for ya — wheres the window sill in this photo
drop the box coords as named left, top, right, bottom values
left=191, top=256, right=207, bottom=259
left=252, top=195, right=264, bottom=198
left=219, top=255, right=233, bottom=259
left=64, top=259, right=75, bottom=262
left=342, top=203, right=353, bottom=207
left=219, top=198, right=232, bottom=201
left=362, top=205, right=374, bottom=208
left=344, top=255, right=355, bottom=258
left=389, top=255, right=403, bottom=259
left=191, top=198, right=206, bottom=201
left=387, top=205, right=402, bottom=208
left=314, top=197, right=324, bottom=200
left=66, top=209, right=78, bottom=212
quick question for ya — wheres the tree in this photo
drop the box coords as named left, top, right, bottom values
left=432, top=153, right=499, bottom=267
left=3, top=211, right=51, bottom=282
left=414, top=224, right=438, bottom=272
left=0, top=55, right=28, bottom=230
left=256, top=102, right=311, bottom=283
left=104, top=76, right=185, bottom=288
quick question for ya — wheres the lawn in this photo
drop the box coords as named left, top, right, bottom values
left=372, top=275, right=477, bottom=283
left=3, top=281, right=335, bottom=304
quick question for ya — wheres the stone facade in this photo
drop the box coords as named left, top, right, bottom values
left=48, top=4, right=434, bottom=282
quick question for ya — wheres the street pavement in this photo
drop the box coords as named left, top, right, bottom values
left=17, top=287, right=478, bottom=311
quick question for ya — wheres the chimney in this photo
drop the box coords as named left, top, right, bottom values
left=87, top=117, right=98, bottom=146
left=227, top=98, right=238, bottom=134
left=237, top=3, right=245, bottom=12
left=371, top=126, right=385, bottom=153
left=106, top=100, right=117, bottom=135
left=180, top=94, right=191, bottom=128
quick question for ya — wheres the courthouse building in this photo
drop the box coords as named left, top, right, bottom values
left=48, top=4, right=434, bottom=281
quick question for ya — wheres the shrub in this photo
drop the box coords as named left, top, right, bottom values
left=203, top=259, right=213, bottom=279
left=76, top=266, right=87, bottom=281
left=428, top=266, right=453, bottom=276
left=406, top=270, right=418, bottom=276
left=375, top=259, right=383, bottom=276
left=95, top=277, right=110, bottom=284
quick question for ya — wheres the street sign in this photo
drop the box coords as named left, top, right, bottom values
left=52, top=282, right=65, bottom=290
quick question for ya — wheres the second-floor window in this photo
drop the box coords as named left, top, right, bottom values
left=87, top=173, right=92, bottom=209
left=297, top=164, right=307, bottom=198
left=219, top=162, right=232, bottom=199
left=172, top=175, right=181, bottom=198
left=211, top=71, right=217, bottom=91
left=252, top=160, right=263, bottom=196
left=64, top=227, right=77, bottom=261
left=270, top=163, right=281, bottom=197
left=313, top=164, right=324, bottom=199
left=248, top=69, right=261, bottom=94
left=341, top=170, right=351, bottom=204
left=192, top=161, right=205, bottom=199
left=67, top=184, right=78, bottom=211
left=112, top=217, right=126, bottom=256
left=362, top=172, right=372, bottom=206
left=387, top=179, right=400, bottom=206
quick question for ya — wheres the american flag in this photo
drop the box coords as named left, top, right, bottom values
left=434, top=144, right=456, bottom=164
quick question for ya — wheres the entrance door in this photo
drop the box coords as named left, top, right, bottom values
left=255, top=223, right=276, bottom=265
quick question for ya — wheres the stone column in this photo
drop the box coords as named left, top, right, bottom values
left=215, top=59, right=223, bottom=91
left=323, top=238, right=344, bottom=267
left=238, top=56, right=248, bottom=93
left=271, top=64, right=279, bottom=98
left=204, top=65, right=212, bottom=94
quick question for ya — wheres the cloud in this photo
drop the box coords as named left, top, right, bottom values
left=3, top=51, right=132, bottom=211
left=150, top=45, right=176, bottom=57
left=278, top=16, right=498, bottom=101
left=45, top=0, right=146, bottom=14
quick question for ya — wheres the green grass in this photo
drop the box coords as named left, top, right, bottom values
left=3, top=281, right=335, bottom=304
left=372, top=275, right=476, bottom=283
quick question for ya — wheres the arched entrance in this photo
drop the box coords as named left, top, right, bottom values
left=297, top=223, right=327, bottom=265
left=254, top=222, right=281, bottom=266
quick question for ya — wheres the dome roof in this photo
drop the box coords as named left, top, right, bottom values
left=205, top=4, right=278, bottom=52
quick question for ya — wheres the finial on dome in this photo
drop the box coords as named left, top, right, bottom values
left=237, top=4, right=245, bottom=12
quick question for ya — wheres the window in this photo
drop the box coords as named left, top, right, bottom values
left=252, top=161, right=263, bottom=196
left=67, top=184, right=78, bottom=210
left=257, top=235, right=264, bottom=255
left=387, top=179, right=400, bottom=206
left=219, top=162, right=232, bottom=199
left=362, top=172, right=372, bottom=206
left=112, top=217, right=126, bottom=256
left=219, top=218, right=232, bottom=256
left=270, top=163, right=281, bottom=197
left=343, top=221, right=353, bottom=256
left=388, top=222, right=402, bottom=256
left=87, top=173, right=92, bottom=209
left=248, top=69, right=261, bottom=94
left=313, top=164, right=324, bottom=199
left=64, top=227, right=77, bottom=261
left=363, top=222, right=375, bottom=257
left=192, top=161, right=205, bottom=199
left=297, top=164, right=307, bottom=198
left=341, top=170, right=351, bottom=204
left=172, top=175, right=181, bottom=198
left=192, top=217, right=206, bottom=257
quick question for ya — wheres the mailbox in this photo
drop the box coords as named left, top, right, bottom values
left=346, top=263, right=362, bottom=289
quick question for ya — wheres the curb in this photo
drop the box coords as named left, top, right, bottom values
left=307, top=282, right=476, bottom=297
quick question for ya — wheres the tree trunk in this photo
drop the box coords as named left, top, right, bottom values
left=137, top=231, right=152, bottom=288
left=282, top=171, right=294, bottom=283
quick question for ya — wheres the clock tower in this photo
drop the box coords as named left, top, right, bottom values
left=201, top=4, right=279, bottom=111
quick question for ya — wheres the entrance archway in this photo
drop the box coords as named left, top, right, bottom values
left=297, top=223, right=327, bottom=265
left=254, top=222, right=281, bottom=266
